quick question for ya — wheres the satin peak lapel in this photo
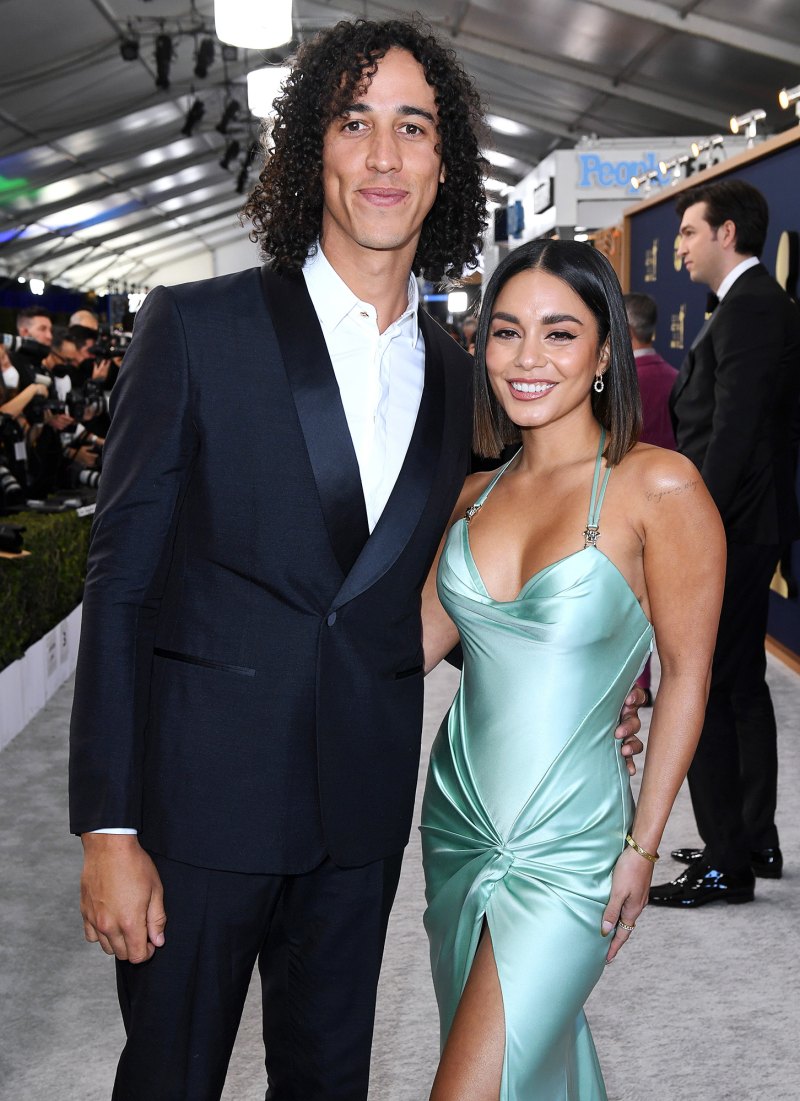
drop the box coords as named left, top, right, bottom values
left=332, top=308, right=447, bottom=610
left=260, top=266, right=369, bottom=576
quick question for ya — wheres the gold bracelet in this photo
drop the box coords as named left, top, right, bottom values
left=625, top=833, right=659, bottom=863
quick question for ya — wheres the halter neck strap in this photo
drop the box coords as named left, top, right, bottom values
left=584, top=429, right=611, bottom=547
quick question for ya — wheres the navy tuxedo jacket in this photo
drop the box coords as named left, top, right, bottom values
left=670, top=263, right=800, bottom=546
left=69, top=266, right=473, bottom=873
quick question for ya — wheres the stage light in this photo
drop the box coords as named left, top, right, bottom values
left=447, top=291, right=469, bottom=314
left=29, top=278, right=45, bottom=296
left=729, top=108, right=765, bottom=144
left=119, top=34, right=139, bottom=62
left=247, top=67, right=291, bottom=118
left=216, top=99, right=241, bottom=134
left=236, top=165, right=250, bottom=194
left=195, top=37, right=215, bottom=79
left=215, top=0, right=292, bottom=50
left=658, top=158, right=674, bottom=175
left=154, top=34, right=173, bottom=90
left=181, top=98, right=206, bottom=137
left=485, top=114, right=529, bottom=138
left=778, top=83, right=800, bottom=117
left=220, top=139, right=241, bottom=170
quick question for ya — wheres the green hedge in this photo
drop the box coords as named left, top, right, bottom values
left=0, top=509, right=92, bottom=671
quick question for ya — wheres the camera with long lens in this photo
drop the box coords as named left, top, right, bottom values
left=70, top=438, right=102, bottom=491
left=1, top=333, right=51, bottom=365
left=0, top=413, right=28, bottom=511
left=89, top=330, right=132, bottom=360
left=67, top=379, right=107, bottom=421
left=25, top=395, right=68, bottom=425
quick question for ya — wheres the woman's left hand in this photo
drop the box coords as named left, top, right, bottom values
left=600, top=845, right=654, bottom=963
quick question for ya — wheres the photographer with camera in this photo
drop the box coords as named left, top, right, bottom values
left=8, top=308, right=53, bottom=387
left=0, top=349, right=49, bottom=510
left=19, top=329, right=105, bottom=497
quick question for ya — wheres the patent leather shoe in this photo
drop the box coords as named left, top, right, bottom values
left=671, top=844, right=783, bottom=879
left=750, top=847, right=783, bottom=879
left=648, top=861, right=755, bottom=908
left=671, top=846, right=704, bottom=865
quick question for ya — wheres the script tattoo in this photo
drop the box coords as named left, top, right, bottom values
left=645, top=478, right=699, bottom=504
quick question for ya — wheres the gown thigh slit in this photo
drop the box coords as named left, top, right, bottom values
left=422, top=432, right=653, bottom=1100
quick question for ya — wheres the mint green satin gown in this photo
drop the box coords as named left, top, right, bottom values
left=421, top=433, right=653, bottom=1099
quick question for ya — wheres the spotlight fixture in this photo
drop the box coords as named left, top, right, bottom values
left=729, top=108, right=765, bottom=145
left=181, top=98, right=206, bottom=137
left=194, top=37, right=215, bottom=79
left=154, top=33, right=173, bottom=90
left=235, top=165, right=250, bottom=195
left=216, top=99, right=242, bottom=134
left=247, top=67, right=291, bottom=118
left=631, top=171, right=660, bottom=194
left=119, top=33, right=140, bottom=62
left=220, top=139, right=241, bottom=170
left=778, top=83, right=800, bottom=118
left=215, top=0, right=293, bottom=50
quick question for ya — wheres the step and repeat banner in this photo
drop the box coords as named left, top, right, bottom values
left=626, top=135, right=800, bottom=657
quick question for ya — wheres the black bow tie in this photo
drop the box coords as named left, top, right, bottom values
left=706, top=292, right=719, bottom=314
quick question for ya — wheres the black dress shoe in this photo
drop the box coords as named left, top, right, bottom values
left=671, top=846, right=704, bottom=865
left=672, top=844, right=783, bottom=879
left=648, top=861, right=755, bottom=907
left=750, top=847, right=783, bottom=879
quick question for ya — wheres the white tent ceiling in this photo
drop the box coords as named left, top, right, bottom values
left=1, top=0, right=798, bottom=290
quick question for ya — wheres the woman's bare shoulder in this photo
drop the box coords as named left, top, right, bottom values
left=620, top=443, right=704, bottom=506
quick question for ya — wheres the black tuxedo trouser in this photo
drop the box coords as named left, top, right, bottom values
left=687, top=542, right=780, bottom=872
left=112, top=851, right=403, bottom=1101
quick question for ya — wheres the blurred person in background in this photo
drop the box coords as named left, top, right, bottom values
left=651, top=179, right=800, bottom=908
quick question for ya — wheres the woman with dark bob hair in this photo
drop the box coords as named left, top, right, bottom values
left=419, top=239, right=725, bottom=1099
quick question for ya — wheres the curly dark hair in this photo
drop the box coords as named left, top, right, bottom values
left=241, top=16, right=488, bottom=281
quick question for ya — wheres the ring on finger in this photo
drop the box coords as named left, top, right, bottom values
left=617, top=919, right=636, bottom=932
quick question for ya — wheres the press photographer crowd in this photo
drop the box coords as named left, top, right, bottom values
left=0, top=306, right=130, bottom=514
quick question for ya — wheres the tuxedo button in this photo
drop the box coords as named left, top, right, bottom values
left=327, top=613, right=337, bottom=627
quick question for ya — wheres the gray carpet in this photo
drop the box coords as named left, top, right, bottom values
left=1, top=654, right=798, bottom=1099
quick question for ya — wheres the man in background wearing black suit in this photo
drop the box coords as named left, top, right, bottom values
left=70, top=18, right=645, bottom=1100
left=651, top=179, right=800, bottom=909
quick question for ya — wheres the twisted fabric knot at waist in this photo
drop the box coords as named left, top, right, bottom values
left=485, top=846, right=515, bottom=882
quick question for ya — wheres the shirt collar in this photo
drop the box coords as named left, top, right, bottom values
left=302, top=243, right=420, bottom=344
left=633, top=347, right=652, bottom=359
left=716, top=256, right=760, bottom=301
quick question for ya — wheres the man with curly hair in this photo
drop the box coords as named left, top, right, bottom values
left=70, top=18, right=485, bottom=1100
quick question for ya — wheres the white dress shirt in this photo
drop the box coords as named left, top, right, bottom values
left=716, top=255, right=760, bottom=301
left=94, top=244, right=426, bottom=834
left=302, top=244, right=425, bottom=531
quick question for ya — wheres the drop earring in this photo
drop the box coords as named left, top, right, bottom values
left=593, top=374, right=605, bottom=393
